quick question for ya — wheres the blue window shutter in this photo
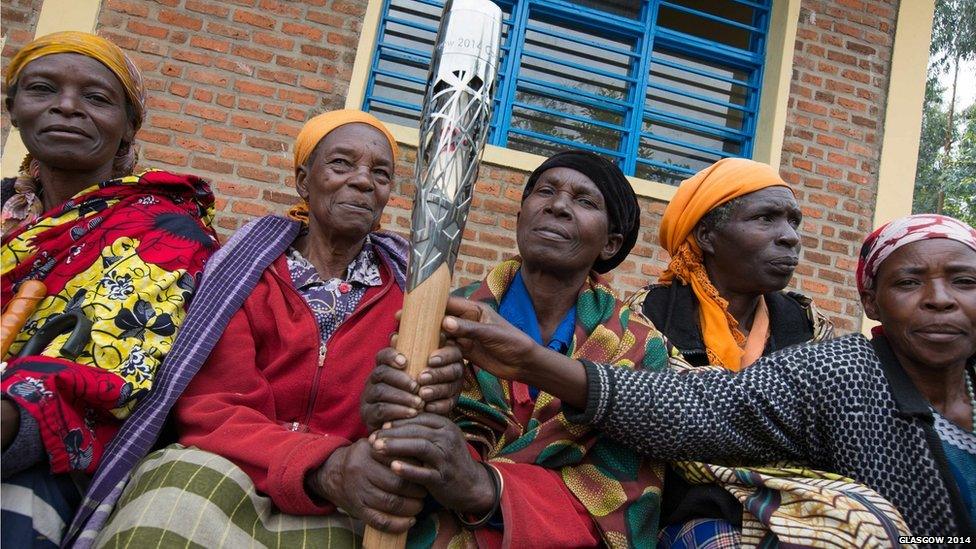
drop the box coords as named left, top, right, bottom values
left=363, top=0, right=772, bottom=185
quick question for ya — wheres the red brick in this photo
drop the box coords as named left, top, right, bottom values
left=94, top=30, right=134, bottom=52
left=207, top=22, right=250, bottom=40
left=193, top=88, right=214, bottom=103
left=147, top=96, right=182, bottom=113
left=149, top=115, right=197, bottom=134
left=127, top=21, right=168, bottom=39
left=175, top=136, right=217, bottom=154
left=277, top=88, right=317, bottom=105
left=238, top=165, right=280, bottom=184
left=246, top=136, right=290, bottom=152
left=214, top=57, right=256, bottom=76
left=135, top=129, right=173, bottom=145
left=282, top=22, right=324, bottom=41
left=190, top=36, right=231, bottom=53
left=106, top=0, right=149, bottom=18
left=333, top=0, right=366, bottom=16
left=327, top=32, right=358, bottom=48
left=185, top=103, right=228, bottom=122
left=253, top=31, right=295, bottom=50
left=187, top=69, right=229, bottom=86
left=231, top=200, right=271, bottom=216
left=185, top=0, right=231, bottom=17
left=222, top=147, right=263, bottom=164
left=171, top=48, right=213, bottom=66
left=216, top=181, right=260, bottom=198
left=142, top=146, right=188, bottom=166
left=233, top=9, right=276, bottom=29
left=307, top=10, right=343, bottom=28
left=232, top=44, right=275, bottom=63
left=159, top=9, right=204, bottom=31
left=259, top=0, right=302, bottom=17
left=191, top=156, right=234, bottom=174
left=231, top=114, right=274, bottom=132
left=796, top=100, right=828, bottom=116
left=202, top=126, right=244, bottom=143
left=276, top=55, right=317, bottom=72
left=236, top=80, right=276, bottom=98
left=238, top=98, right=261, bottom=111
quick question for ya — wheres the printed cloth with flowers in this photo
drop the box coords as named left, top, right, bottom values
left=409, top=257, right=673, bottom=548
left=1, top=169, right=216, bottom=476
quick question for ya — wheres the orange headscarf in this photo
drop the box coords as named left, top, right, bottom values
left=658, top=157, right=793, bottom=370
left=287, top=109, right=399, bottom=223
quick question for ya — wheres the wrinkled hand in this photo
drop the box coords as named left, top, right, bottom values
left=361, top=345, right=465, bottom=432
left=309, top=439, right=425, bottom=533
left=442, top=296, right=538, bottom=382
left=371, top=413, right=496, bottom=515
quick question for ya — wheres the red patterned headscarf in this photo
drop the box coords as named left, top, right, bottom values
left=856, top=214, right=976, bottom=293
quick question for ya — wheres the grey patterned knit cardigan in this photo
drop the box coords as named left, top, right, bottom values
left=570, top=333, right=975, bottom=540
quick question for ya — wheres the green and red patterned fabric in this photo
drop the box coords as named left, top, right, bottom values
left=415, top=257, right=674, bottom=548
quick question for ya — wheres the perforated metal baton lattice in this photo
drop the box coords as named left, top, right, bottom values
left=407, top=0, right=503, bottom=291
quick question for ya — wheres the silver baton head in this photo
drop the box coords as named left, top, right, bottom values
left=407, top=0, right=503, bottom=290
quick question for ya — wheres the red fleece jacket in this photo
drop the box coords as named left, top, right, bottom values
left=174, top=254, right=402, bottom=515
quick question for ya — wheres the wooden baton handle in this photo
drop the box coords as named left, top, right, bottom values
left=362, top=264, right=451, bottom=549
left=1, top=280, right=47, bottom=359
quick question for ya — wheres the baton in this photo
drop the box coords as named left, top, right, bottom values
left=362, top=0, right=502, bottom=546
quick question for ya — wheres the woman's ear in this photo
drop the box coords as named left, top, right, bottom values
left=295, top=165, right=309, bottom=201
left=861, top=289, right=881, bottom=321
left=693, top=222, right=715, bottom=256
left=600, top=233, right=624, bottom=262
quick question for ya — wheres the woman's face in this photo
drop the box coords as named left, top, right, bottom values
left=516, top=167, right=622, bottom=276
left=696, top=186, right=802, bottom=296
left=7, top=53, right=134, bottom=175
left=296, top=123, right=394, bottom=242
left=862, top=239, right=976, bottom=373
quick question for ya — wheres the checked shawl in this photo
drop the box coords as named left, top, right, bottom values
left=443, top=258, right=669, bottom=547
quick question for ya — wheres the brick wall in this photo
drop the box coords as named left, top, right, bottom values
left=1, top=0, right=43, bottom=150
left=779, top=0, right=898, bottom=332
left=91, top=0, right=368, bottom=233
left=0, top=0, right=902, bottom=333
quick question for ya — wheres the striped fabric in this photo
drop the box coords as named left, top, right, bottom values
left=1, top=463, right=82, bottom=548
left=93, top=445, right=363, bottom=548
left=66, top=216, right=300, bottom=548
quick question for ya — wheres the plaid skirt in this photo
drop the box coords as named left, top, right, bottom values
left=94, top=445, right=363, bottom=548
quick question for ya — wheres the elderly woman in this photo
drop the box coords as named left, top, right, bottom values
left=627, top=158, right=833, bottom=545
left=93, top=110, right=462, bottom=547
left=630, top=157, right=832, bottom=370
left=439, top=213, right=976, bottom=541
left=0, top=32, right=216, bottom=546
left=364, top=150, right=671, bottom=547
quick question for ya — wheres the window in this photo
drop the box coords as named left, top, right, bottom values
left=362, top=0, right=771, bottom=186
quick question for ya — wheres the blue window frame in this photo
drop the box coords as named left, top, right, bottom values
left=363, top=0, right=771, bottom=185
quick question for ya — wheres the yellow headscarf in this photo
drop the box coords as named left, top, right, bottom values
left=6, top=31, right=146, bottom=128
left=3, top=31, right=147, bottom=235
left=288, top=110, right=399, bottom=223
left=658, top=157, right=793, bottom=370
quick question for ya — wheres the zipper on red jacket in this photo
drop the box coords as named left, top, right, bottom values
left=298, top=272, right=395, bottom=430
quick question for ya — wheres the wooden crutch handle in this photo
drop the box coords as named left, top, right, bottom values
left=1, top=280, right=47, bottom=359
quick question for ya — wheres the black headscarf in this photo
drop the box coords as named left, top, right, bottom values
left=522, top=150, right=641, bottom=273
